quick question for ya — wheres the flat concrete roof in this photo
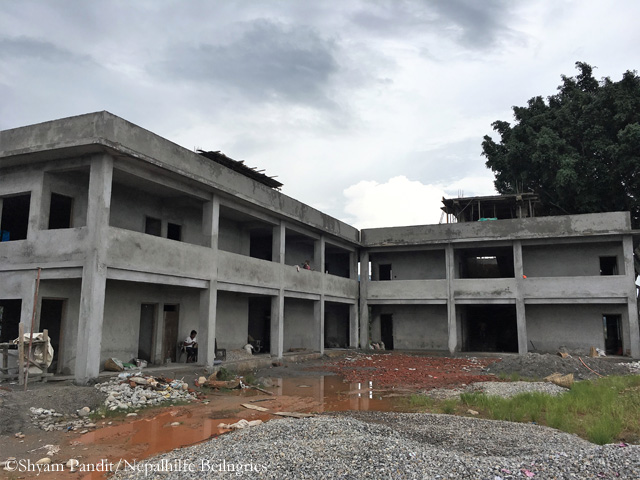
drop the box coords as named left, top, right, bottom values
left=361, top=212, right=633, bottom=246
left=0, top=112, right=359, bottom=245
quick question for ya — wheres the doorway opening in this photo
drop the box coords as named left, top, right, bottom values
left=39, top=299, right=65, bottom=373
left=461, top=304, right=518, bottom=352
left=380, top=313, right=394, bottom=350
left=248, top=296, right=271, bottom=353
left=325, top=303, right=350, bottom=348
left=603, top=314, right=622, bottom=355
left=138, top=304, right=157, bottom=363
left=162, top=304, right=179, bottom=363
left=0, top=299, right=22, bottom=343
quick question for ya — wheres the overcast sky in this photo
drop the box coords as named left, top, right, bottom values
left=2, top=1, right=639, bottom=229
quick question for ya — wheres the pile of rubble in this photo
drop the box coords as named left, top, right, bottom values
left=95, top=373, right=198, bottom=411
left=29, top=406, right=97, bottom=432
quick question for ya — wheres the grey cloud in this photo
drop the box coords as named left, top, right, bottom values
left=0, top=36, right=93, bottom=64
left=152, top=19, right=340, bottom=108
left=350, top=0, right=514, bottom=50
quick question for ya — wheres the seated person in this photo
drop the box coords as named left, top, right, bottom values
left=183, top=330, right=198, bottom=363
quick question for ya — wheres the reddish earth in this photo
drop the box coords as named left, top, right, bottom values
left=322, top=353, right=501, bottom=389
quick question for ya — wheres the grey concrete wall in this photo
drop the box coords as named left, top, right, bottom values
left=283, top=298, right=317, bottom=352
left=42, top=170, right=89, bottom=229
left=526, top=303, right=628, bottom=354
left=100, top=280, right=200, bottom=368
left=285, top=237, right=315, bottom=268
left=370, top=305, right=448, bottom=350
left=523, top=242, right=625, bottom=277
left=367, top=280, right=447, bottom=301
left=362, top=212, right=631, bottom=246
left=218, top=217, right=250, bottom=255
left=371, top=250, right=446, bottom=280
left=216, top=291, right=249, bottom=350
left=109, top=182, right=207, bottom=247
left=37, top=279, right=82, bottom=375
left=0, top=112, right=359, bottom=245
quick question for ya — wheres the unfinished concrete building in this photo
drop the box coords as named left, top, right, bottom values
left=1, top=112, right=638, bottom=383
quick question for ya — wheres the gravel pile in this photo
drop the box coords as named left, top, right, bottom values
left=484, top=353, right=631, bottom=380
left=28, top=407, right=97, bottom=432
left=469, top=381, right=568, bottom=398
left=111, top=413, right=639, bottom=479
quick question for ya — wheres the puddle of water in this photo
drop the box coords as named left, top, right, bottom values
left=275, top=375, right=406, bottom=412
left=74, top=375, right=406, bottom=478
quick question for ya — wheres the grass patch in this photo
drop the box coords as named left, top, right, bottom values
left=461, top=375, right=640, bottom=445
left=406, top=394, right=435, bottom=409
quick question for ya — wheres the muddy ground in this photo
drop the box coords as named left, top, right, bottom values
left=0, top=352, right=635, bottom=478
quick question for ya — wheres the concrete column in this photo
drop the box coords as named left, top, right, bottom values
left=74, top=155, right=113, bottom=384
left=359, top=250, right=369, bottom=349
left=272, top=223, right=285, bottom=264
left=445, top=244, right=457, bottom=354
left=513, top=240, right=528, bottom=355
left=315, top=299, right=325, bottom=354
left=349, top=249, right=357, bottom=280
left=202, top=196, right=220, bottom=250
left=200, top=195, right=220, bottom=368
left=19, top=276, right=37, bottom=330
left=622, top=236, right=640, bottom=357
left=199, top=285, right=217, bottom=367
left=314, top=235, right=325, bottom=272
left=153, top=305, right=164, bottom=364
left=270, top=292, right=284, bottom=358
left=0, top=197, right=4, bottom=231
left=27, top=173, right=44, bottom=238
left=349, top=303, right=358, bottom=348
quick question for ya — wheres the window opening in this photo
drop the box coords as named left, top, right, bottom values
left=599, top=256, right=618, bottom=275
left=48, top=193, right=73, bottom=229
left=1, top=194, right=31, bottom=241
left=167, top=222, right=182, bottom=241
left=379, top=264, right=392, bottom=281
left=145, top=217, right=161, bottom=236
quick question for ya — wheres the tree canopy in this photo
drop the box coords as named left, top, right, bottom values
left=482, top=62, right=640, bottom=228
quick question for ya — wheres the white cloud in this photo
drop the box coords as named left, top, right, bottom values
left=342, top=174, right=496, bottom=229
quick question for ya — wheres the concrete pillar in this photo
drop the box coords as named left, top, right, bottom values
left=349, top=303, right=358, bottom=348
left=199, top=285, right=217, bottom=367
left=74, top=155, right=113, bottom=384
left=0, top=197, right=4, bottom=230
left=270, top=292, right=284, bottom=358
left=513, top=240, right=528, bottom=354
left=272, top=223, right=285, bottom=264
left=203, top=196, right=220, bottom=250
left=315, top=299, right=325, bottom=354
left=622, top=236, right=640, bottom=357
left=200, top=196, right=220, bottom=368
left=314, top=236, right=325, bottom=272
left=359, top=250, right=369, bottom=349
left=27, top=173, right=44, bottom=239
left=445, top=244, right=457, bottom=354
left=349, top=249, right=357, bottom=280
left=153, top=305, right=164, bottom=364
left=19, top=276, right=37, bottom=331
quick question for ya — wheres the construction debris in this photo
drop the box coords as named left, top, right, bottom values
left=217, top=419, right=263, bottom=429
left=95, top=372, right=197, bottom=411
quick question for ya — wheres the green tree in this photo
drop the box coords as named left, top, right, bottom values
left=482, top=62, right=640, bottom=228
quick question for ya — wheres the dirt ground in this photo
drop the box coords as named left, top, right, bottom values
left=0, top=351, right=635, bottom=478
